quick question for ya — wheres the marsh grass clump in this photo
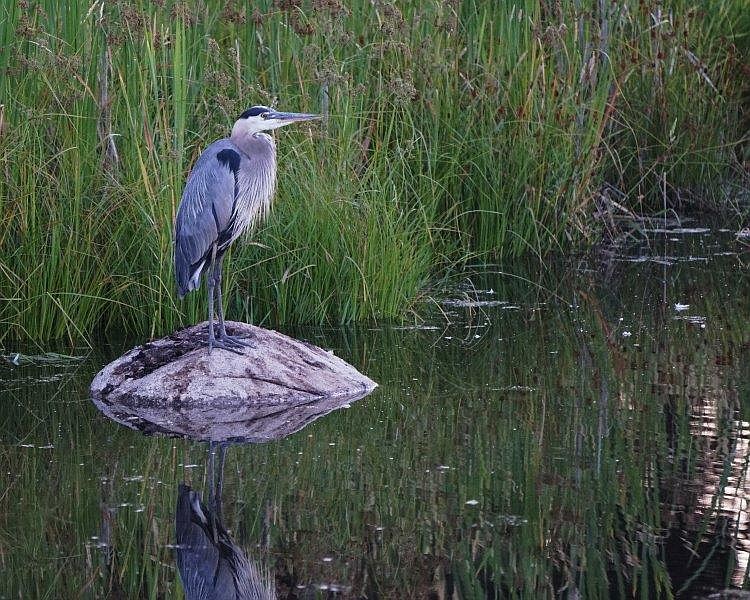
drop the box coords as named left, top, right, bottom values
left=0, top=0, right=748, bottom=342
left=604, top=1, right=749, bottom=210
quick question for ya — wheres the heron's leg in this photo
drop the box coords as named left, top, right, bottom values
left=214, top=443, right=228, bottom=523
left=214, top=255, right=228, bottom=336
left=206, top=253, right=242, bottom=355
left=207, top=441, right=219, bottom=516
left=213, top=257, right=255, bottom=349
left=207, top=442, right=228, bottom=521
left=206, top=261, right=216, bottom=354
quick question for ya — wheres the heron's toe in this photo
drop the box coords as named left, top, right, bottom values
left=218, top=333, right=255, bottom=350
left=208, top=339, right=244, bottom=355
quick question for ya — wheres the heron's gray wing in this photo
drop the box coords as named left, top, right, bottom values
left=174, top=146, right=241, bottom=298
left=176, top=484, right=262, bottom=599
left=176, top=484, right=237, bottom=598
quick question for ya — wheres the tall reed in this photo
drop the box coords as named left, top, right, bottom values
left=0, top=0, right=747, bottom=342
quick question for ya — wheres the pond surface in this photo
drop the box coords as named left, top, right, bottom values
left=2, top=226, right=750, bottom=599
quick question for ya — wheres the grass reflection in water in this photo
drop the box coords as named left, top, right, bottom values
left=1, top=231, right=749, bottom=598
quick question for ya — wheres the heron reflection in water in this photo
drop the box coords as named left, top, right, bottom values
left=176, top=444, right=275, bottom=599
left=174, top=106, right=320, bottom=354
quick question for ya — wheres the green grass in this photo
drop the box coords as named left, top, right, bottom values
left=0, top=0, right=747, bottom=343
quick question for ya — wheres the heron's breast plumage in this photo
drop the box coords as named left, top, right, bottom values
left=223, top=134, right=276, bottom=250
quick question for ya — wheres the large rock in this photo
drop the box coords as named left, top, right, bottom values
left=90, top=321, right=377, bottom=442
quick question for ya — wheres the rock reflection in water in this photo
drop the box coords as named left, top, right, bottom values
left=92, top=387, right=373, bottom=443
left=92, top=387, right=374, bottom=598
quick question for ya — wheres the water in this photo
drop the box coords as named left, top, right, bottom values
left=2, top=227, right=750, bottom=598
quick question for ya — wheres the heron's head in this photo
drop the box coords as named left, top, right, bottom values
left=232, top=105, right=320, bottom=136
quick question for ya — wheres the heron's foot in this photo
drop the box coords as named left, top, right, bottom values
left=207, top=337, right=244, bottom=355
left=217, top=331, right=256, bottom=350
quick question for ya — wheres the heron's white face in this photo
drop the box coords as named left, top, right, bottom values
left=232, top=105, right=321, bottom=137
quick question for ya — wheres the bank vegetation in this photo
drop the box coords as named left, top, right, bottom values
left=0, top=0, right=747, bottom=342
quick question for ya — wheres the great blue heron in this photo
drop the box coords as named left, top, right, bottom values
left=176, top=482, right=276, bottom=600
left=174, top=106, right=320, bottom=353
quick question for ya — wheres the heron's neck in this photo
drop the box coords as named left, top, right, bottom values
left=230, top=131, right=276, bottom=158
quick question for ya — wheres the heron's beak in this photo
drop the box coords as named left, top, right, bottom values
left=267, top=110, right=322, bottom=127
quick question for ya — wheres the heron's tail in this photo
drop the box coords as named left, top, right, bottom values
left=174, top=245, right=204, bottom=300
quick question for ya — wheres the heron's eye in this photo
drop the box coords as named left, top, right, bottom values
left=261, top=112, right=270, bottom=119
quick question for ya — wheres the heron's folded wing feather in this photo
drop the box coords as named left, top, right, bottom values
left=174, top=150, right=237, bottom=294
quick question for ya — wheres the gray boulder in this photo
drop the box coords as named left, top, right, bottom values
left=90, top=321, right=377, bottom=442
